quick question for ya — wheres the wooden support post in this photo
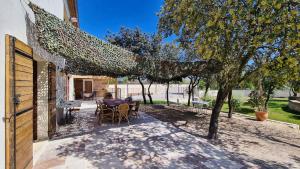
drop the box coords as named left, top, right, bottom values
left=114, top=78, right=118, bottom=99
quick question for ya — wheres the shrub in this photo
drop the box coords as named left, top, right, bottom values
left=230, top=98, right=241, bottom=111
left=209, top=100, right=216, bottom=109
left=202, top=96, right=213, bottom=102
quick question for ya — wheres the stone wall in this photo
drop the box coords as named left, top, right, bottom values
left=289, top=96, right=300, bottom=101
left=37, top=61, right=49, bottom=140
left=288, top=100, right=300, bottom=112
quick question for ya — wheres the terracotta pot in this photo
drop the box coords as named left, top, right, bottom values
left=255, top=111, right=268, bottom=121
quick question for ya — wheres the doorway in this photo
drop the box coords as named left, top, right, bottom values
left=74, top=78, right=83, bottom=99
left=83, top=79, right=93, bottom=93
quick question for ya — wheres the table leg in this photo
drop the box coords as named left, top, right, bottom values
left=65, top=108, right=69, bottom=124
left=69, top=108, right=72, bottom=118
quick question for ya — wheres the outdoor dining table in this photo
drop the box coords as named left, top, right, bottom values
left=62, top=100, right=82, bottom=123
left=103, top=99, right=135, bottom=108
left=102, top=99, right=136, bottom=118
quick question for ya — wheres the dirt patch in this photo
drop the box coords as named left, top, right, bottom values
left=141, top=104, right=300, bottom=169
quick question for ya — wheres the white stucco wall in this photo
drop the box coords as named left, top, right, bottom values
left=0, top=0, right=65, bottom=167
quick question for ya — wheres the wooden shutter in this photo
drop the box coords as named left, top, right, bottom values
left=5, top=35, right=33, bottom=169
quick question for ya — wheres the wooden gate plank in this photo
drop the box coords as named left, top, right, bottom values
left=15, top=39, right=32, bottom=57
left=15, top=71, right=33, bottom=81
left=15, top=64, right=33, bottom=74
left=18, top=94, right=33, bottom=103
left=15, top=54, right=33, bottom=67
left=5, top=35, right=14, bottom=169
left=15, top=86, right=33, bottom=95
left=15, top=80, right=33, bottom=87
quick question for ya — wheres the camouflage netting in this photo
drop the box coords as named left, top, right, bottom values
left=29, top=3, right=220, bottom=82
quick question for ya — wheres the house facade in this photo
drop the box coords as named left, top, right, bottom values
left=0, top=0, right=79, bottom=168
left=68, top=75, right=118, bottom=100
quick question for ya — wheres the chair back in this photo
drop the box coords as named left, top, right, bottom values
left=96, top=100, right=102, bottom=104
left=100, top=103, right=108, bottom=110
left=117, top=103, right=129, bottom=115
left=96, top=101, right=110, bottom=114
left=125, top=96, right=133, bottom=102
left=134, top=101, right=140, bottom=111
left=96, top=100, right=102, bottom=107
left=104, top=92, right=113, bottom=99
left=92, top=91, right=97, bottom=98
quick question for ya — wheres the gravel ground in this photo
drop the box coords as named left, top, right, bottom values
left=141, top=104, right=300, bottom=169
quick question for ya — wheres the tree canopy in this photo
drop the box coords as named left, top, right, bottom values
left=159, top=0, right=299, bottom=139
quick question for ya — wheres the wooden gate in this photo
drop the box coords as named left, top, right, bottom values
left=48, top=63, right=56, bottom=138
left=5, top=35, right=33, bottom=169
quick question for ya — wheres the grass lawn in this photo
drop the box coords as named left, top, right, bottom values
left=222, top=98, right=300, bottom=125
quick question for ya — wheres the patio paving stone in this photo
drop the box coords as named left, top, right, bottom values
left=33, top=101, right=245, bottom=169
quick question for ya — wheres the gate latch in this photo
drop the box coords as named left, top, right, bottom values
left=13, top=94, right=21, bottom=105
left=2, top=115, right=14, bottom=122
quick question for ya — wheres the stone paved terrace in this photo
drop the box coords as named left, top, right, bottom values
left=33, top=101, right=245, bottom=169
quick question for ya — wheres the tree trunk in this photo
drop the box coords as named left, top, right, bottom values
left=228, top=90, right=233, bottom=118
left=187, top=80, right=192, bottom=106
left=208, top=87, right=230, bottom=139
left=204, top=82, right=210, bottom=97
left=291, top=87, right=297, bottom=97
left=187, top=91, right=192, bottom=106
left=265, top=85, right=274, bottom=109
left=138, top=77, right=147, bottom=104
left=166, top=82, right=170, bottom=106
left=147, top=81, right=153, bottom=104
left=293, top=91, right=297, bottom=97
left=192, top=88, right=195, bottom=100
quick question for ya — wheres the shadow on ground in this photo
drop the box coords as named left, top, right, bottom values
left=141, top=104, right=300, bottom=169
left=33, top=102, right=299, bottom=169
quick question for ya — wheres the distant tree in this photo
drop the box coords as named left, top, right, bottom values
left=288, top=57, right=300, bottom=97
left=159, top=0, right=299, bottom=139
left=227, top=90, right=233, bottom=118
left=147, top=34, right=162, bottom=104
left=182, top=48, right=201, bottom=105
left=106, top=27, right=161, bottom=104
left=260, top=56, right=299, bottom=107
left=239, top=79, right=255, bottom=90
left=159, top=43, right=181, bottom=105
left=290, top=80, right=300, bottom=97
left=187, top=76, right=200, bottom=106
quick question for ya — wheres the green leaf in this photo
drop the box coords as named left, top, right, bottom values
left=207, top=20, right=214, bottom=27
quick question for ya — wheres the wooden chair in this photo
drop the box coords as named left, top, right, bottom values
left=95, top=100, right=102, bottom=116
left=131, top=101, right=140, bottom=118
left=98, top=103, right=114, bottom=126
left=104, top=92, right=113, bottom=99
left=116, top=103, right=129, bottom=125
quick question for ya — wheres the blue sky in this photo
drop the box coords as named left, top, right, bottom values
left=78, top=0, right=164, bottom=40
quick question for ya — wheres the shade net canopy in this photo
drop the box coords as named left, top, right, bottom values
left=29, top=3, right=221, bottom=82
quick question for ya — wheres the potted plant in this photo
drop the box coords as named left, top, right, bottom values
left=248, top=90, right=268, bottom=121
